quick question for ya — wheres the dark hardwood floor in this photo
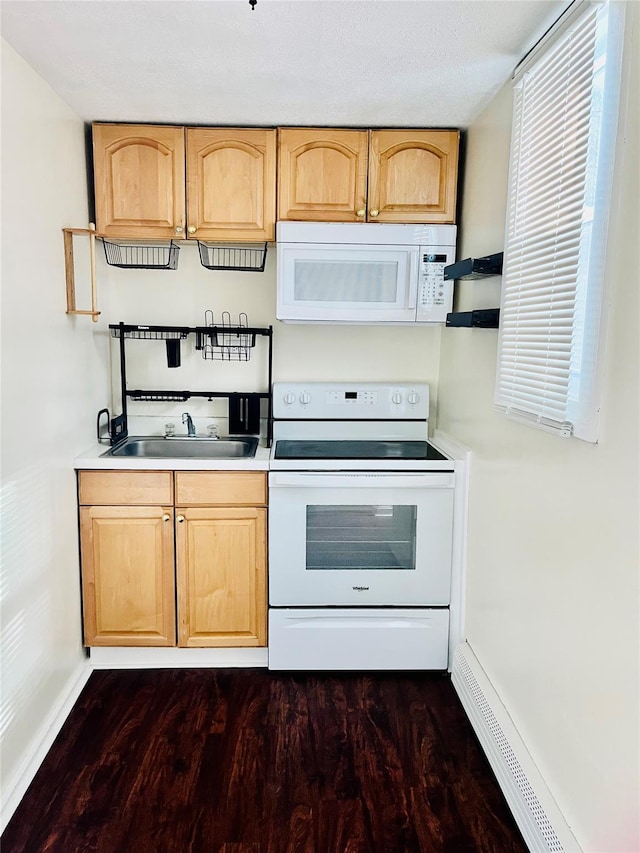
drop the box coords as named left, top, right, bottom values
left=2, top=669, right=527, bottom=853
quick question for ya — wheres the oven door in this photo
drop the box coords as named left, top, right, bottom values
left=268, top=472, right=454, bottom=606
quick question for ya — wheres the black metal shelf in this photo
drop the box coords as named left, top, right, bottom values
left=446, top=309, right=500, bottom=328
left=107, top=322, right=274, bottom=445
left=444, top=252, right=502, bottom=329
left=444, top=252, right=503, bottom=281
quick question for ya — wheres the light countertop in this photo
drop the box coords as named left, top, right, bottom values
left=75, top=441, right=271, bottom=471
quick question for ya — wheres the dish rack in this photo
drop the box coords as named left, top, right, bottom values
left=196, top=311, right=256, bottom=361
left=107, top=320, right=274, bottom=444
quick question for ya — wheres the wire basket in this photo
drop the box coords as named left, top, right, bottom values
left=197, top=311, right=256, bottom=361
left=198, top=242, right=267, bottom=272
left=103, top=240, right=180, bottom=270
left=110, top=325, right=190, bottom=340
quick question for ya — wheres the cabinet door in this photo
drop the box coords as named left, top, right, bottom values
left=186, top=128, right=276, bottom=241
left=92, top=123, right=185, bottom=238
left=176, top=507, right=267, bottom=647
left=368, top=130, right=459, bottom=224
left=80, top=506, right=176, bottom=646
left=278, top=128, right=368, bottom=222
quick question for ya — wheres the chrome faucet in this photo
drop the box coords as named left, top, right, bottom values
left=182, top=412, right=196, bottom=437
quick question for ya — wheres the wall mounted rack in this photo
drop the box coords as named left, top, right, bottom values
left=63, top=223, right=100, bottom=322
left=444, top=252, right=503, bottom=281
left=444, top=251, right=503, bottom=329
left=108, top=322, right=274, bottom=445
left=446, top=309, right=501, bottom=328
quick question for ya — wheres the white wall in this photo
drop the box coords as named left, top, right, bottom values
left=437, top=6, right=639, bottom=852
left=0, top=41, right=109, bottom=821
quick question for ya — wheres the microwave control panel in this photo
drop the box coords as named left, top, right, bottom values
left=417, top=252, right=453, bottom=323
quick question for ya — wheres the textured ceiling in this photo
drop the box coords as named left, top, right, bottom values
left=1, top=0, right=569, bottom=128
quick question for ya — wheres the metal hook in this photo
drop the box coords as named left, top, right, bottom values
left=249, top=0, right=257, bottom=8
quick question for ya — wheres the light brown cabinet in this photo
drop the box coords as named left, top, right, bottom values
left=78, top=471, right=176, bottom=646
left=92, top=123, right=276, bottom=241
left=78, top=470, right=267, bottom=648
left=277, top=127, right=459, bottom=224
left=185, top=128, right=276, bottom=241
left=92, top=124, right=186, bottom=240
left=174, top=472, right=267, bottom=647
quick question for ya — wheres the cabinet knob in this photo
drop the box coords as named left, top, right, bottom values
left=162, top=514, right=171, bottom=522
left=356, top=208, right=365, bottom=218
left=175, top=226, right=183, bottom=234
left=369, top=209, right=379, bottom=218
left=176, top=515, right=185, bottom=523
left=187, top=226, right=196, bottom=234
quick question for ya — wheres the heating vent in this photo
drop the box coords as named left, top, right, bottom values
left=452, top=644, right=579, bottom=853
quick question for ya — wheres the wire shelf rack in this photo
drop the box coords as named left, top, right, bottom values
left=196, top=311, right=256, bottom=361
left=198, top=241, right=267, bottom=272
left=128, top=390, right=192, bottom=402
left=110, top=325, right=190, bottom=341
left=103, top=240, right=180, bottom=270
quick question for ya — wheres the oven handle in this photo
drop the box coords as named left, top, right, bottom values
left=269, top=472, right=454, bottom=488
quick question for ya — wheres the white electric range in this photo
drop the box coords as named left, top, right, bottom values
left=267, top=382, right=456, bottom=671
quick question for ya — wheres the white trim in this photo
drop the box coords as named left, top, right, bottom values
left=451, top=642, right=581, bottom=852
left=88, top=646, right=269, bottom=669
left=432, top=429, right=470, bottom=670
left=0, top=661, right=92, bottom=834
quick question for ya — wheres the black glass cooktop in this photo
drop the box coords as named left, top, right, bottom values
left=274, top=439, right=448, bottom=461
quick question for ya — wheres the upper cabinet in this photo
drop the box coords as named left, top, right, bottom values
left=92, top=124, right=459, bottom=239
left=93, top=123, right=185, bottom=239
left=277, top=128, right=369, bottom=222
left=92, top=123, right=277, bottom=241
left=185, top=128, right=276, bottom=241
left=278, top=128, right=459, bottom=224
left=369, top=130, right=459, bottom=224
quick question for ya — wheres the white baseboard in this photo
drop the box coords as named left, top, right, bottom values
left=1, top=661, right=92, bottom=834
left=451, top=642, right=580, bottom=853
left=88, top=646, right=269, bottom=669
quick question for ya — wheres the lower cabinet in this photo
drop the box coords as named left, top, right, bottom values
left=78, top=470, right=267, bottom=648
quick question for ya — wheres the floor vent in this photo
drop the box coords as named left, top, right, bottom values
left=452, top=643, right=580, bottom=853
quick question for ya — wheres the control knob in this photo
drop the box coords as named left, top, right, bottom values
left=283, top=392, right=296, bottom=405
left=299, top=391, right=312, bottom=405
left=391, top=392, right=403, bottom=405
left=408, top=392, right=420, bottom=405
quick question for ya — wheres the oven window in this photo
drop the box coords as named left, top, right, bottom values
left=306, top=505, right=417, bottom=570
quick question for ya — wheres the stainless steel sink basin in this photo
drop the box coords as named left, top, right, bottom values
left=101, top=436, right=259, bottom=459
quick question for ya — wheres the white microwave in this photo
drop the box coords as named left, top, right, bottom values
left=276, top=222, right=456, bottom=325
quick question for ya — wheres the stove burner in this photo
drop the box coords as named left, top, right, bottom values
left=274, top=439, right=448, bottom=461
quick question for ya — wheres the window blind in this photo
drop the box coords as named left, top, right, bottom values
left=495, top=0, right=624, bottom=441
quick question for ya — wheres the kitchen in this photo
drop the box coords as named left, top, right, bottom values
left=1, top=2, right=638, bottom=852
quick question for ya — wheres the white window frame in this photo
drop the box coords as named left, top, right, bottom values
left=495, top=0, right=625, bottom=442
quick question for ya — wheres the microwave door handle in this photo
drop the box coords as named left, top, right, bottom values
left=407, top=251, right=419, bottom=310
